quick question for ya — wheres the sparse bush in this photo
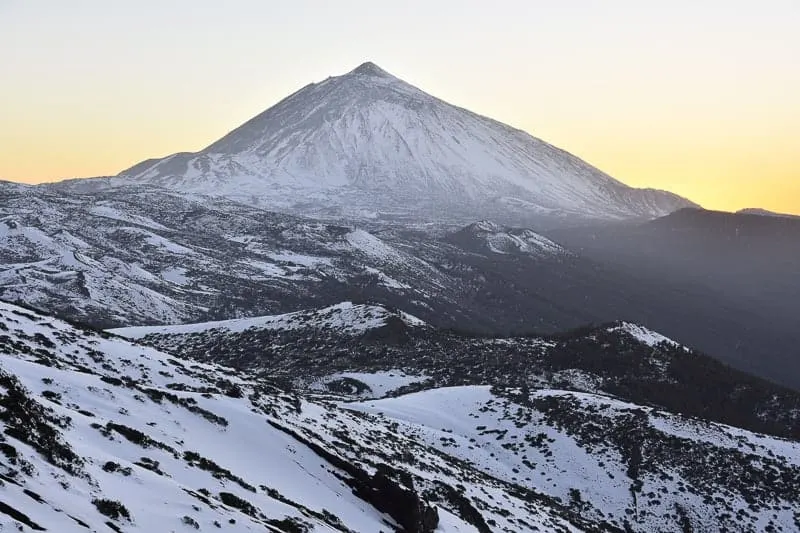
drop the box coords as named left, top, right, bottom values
left=92, top=498, right=131, bottom=521
left=219, top=492, right=258, bottom=517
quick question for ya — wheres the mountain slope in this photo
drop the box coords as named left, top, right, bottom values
left=58, top=62, right=694, bottom=224
left=0, top=183, right=461, bottom=328
left=111, top=302, right=800, bottom=442
left=0, top=300, right=593, bottom=532
left=4, top=302, right=800, bottom=532
left=3, top=183, right=799, bottom=389
left=350, top=385, right=800, bottom=533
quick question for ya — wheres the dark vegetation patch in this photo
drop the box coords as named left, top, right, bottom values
left=183, top=451, right=255, bottom=492
left=260, top=485, right=350, bottom=532
left=95, top=422, right=178, bottom=455
left=134, top=457, right=166, bottom=476
left=68, top=514, right=91, bottom=528
left=267, top=421, right=439, bottom=533
left=0, top=500, right=46, bottom=530
left=92, top=498, right=131, bottom=521
left=0, top=369, right=84, bottom=475
left=218, top=491, right=259, bottom=517
left=266, top=517, right=311, bottom=533
left=140, top=387, right=228, bottom=426
left=22, top=488, right=44, bottom=503
left=102, top=461, right=133, bottom=476
left=325, top=377, right=371, bottom=396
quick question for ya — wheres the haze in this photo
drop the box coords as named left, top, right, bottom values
left=2, top=0, right=798, bottom=214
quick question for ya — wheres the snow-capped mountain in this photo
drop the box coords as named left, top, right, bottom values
left=3, top=300, right=799, bottom=532
left=57, top=62, right=694, bottom=225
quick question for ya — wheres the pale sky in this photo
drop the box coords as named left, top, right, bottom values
left=2, top=0, right=799, bottom=213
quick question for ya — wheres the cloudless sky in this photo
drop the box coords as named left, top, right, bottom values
left=2, top=0, right=799, bottom=213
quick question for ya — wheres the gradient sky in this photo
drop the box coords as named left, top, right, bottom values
left=2, top=1, right=798, bottom=213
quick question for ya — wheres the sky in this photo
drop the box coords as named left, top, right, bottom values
left=1, top=0, right=799, bottom=214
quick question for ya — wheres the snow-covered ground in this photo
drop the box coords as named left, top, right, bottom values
left=111, top=301, right=426, bottom=339
left=0, top=301, right=502, bottom=532
left=611, top=322, right=683, bottom=348
left=2, top=301, right=799, bottom=532
left=348, top=384, right=800, bottom=533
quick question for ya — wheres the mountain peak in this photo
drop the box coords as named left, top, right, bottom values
left=113, top=61, right=695, bottom=222
left=349, top=61, right=393, bottom=78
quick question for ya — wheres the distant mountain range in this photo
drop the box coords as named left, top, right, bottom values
left=53, top=62, right=695, bottom=226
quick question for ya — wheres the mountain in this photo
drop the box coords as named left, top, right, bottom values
left=447, top=220, right=569, bottom=256
left=110, top=302, right=800, bottom=441
left=4, top=300, right=799, bottom=532
left=737, top=207, right=800, bottom=219
left=547, top=207, right=800, bottom=386
left=112, top=301, right=428, bottom=342
left=55, top=62, right=695, bottom=225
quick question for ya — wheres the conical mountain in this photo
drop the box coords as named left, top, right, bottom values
left=115, top=62, right=696, bottom=223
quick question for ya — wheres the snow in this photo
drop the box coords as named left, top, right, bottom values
left=612, top=322, right=683, bottom=348
left=0, top=186, right=458, bottom=328
left=161, top=266, right=189, bottom=285
left=343, top=229, right=403, bottom=262
left=266, top=251, right=333, bottom=267
left=89, top=204, right=171, bottom=230
left=110, top=301, right=427, bottom=339
left=0, top=302, right=395, bottom=533
left=457, top=221, right=568, bottom=257
left=119, top=227, right=194, bottom=255
left=347, top=384, right=800, bottom=533
left=1, top=302, right=799, bottom=532
left=0, top=300, right=570, bottom=533
left=0, top=217, right=58, bottom=250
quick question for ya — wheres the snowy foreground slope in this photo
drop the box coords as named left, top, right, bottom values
left=0, top=300, right=619, bottom=532
left=56, top=62, right=694, bottom=224
left=350, top=386, right=800, bottom=532
left=3, top=301, right=800, bottom=531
